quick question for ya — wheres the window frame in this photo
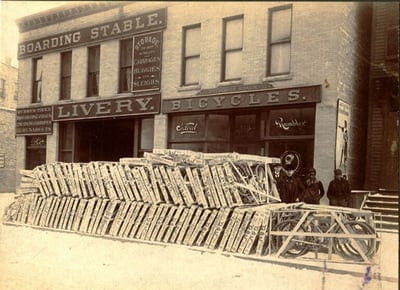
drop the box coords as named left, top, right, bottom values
left=60, top=51, right=72, bottom=100
left=181, top=23, right=201, bottom=86
left=59, top=122, right=75, bottom=162
left=267, top=4, right=293, bottom=77
left=119, top=38, right=133, bottom=93
left=87, top=45, right=100, bottom=97
left=32, top=57, right=43, bottom=103
left=221, top=15, right=244, bottom=82
left=25, top=135, right=47, bottom=170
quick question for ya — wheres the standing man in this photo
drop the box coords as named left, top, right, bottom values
left=299, top=168, right=325, bottom=204
left=327, top=169, right=351, bottom=207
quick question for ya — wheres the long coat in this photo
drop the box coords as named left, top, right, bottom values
left=327, top=178, right=351, bottom=205
left=277, top=175, right=304, bottom=203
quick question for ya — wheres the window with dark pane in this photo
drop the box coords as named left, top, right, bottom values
left=60, top=51, right=72, bottom=100
left=222, top=16, right=243, bottom=81
left=59, top=122, right=75, bottom=162
left=267, top=5, right=292, bottom=76
left=87, top=45, right=100, bottom=97
left=119, top=38, right=133, bottom=92
left=32, top=57, right=42, bottom=103
left=140, top=118, right=154, bottom=154
left=26, top=135, right=46, bottom=170
left=182, top=24, right=201, bottom=86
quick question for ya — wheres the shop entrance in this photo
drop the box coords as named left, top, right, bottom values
left=74, top=118, right=134, bottom=162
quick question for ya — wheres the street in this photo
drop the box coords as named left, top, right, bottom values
left=0, top=193, right=398, bottom=290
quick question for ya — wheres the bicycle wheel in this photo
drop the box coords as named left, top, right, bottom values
left=271, top=219, right=310, bottom=257
left=333, top=221, right=378, bottom=261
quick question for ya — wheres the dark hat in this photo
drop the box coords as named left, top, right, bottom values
left=334, top=169, right=342, bottom=175
left=308, top=168, right=316, bottom=173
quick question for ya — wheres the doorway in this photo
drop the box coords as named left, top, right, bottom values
left=74, top=118, right=135, bottom=162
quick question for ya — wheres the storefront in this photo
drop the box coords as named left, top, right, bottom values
left=163, top=85, right=321, bottom=176
left=16, top=93, right=160, bottom=168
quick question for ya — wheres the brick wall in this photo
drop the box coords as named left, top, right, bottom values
left=0, top=62, right=18, bottom=109
left=0, top=109, right=16, bottom=192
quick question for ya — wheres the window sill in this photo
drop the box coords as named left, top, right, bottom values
left=29, top=102, right=44, bottom=106
left=177, top=84, right=201, bottom=92
left=218, top=79, right=243, bottom=87
left=263, top=74, right=293, bottom=82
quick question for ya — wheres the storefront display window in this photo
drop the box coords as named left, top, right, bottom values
left=168, top=105, right=315, bottom=174
left=26, top=135, right=46, bottom=169
left=140, top=118, right=155, bottom=154
left=59, top=122, right=75, bottom=162
left=168, top=114, right=229, bottom=152
left=267, top=107, right=315, bottom=137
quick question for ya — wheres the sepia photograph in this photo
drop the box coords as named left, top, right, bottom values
left=0, top=1, right=398, bottom=289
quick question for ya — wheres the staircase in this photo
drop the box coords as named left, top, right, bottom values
left=361, top=189, right=399, bottom=232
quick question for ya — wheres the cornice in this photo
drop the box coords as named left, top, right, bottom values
left=16, top=2, right=130, bottom=33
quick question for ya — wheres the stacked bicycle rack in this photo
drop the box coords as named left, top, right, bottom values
left=3, top=150, right=380, bottom=263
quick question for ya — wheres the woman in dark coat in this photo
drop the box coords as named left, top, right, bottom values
left=277, top=169, right=304, bottom=203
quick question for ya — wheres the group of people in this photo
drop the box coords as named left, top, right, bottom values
left=273, top=166, right=351, bottom=206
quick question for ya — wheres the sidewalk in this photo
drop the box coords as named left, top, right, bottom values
left=0, top=193, right=398, bottom=290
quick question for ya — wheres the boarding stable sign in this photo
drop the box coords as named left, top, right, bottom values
left=18, top=8, right=167, bottom=59
left=163, top=85, right=322, bottom=113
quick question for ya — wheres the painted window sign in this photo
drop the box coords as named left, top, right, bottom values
left=169, top=115, right=206, bottom=142
left=269, top=107, right=315, bottom=136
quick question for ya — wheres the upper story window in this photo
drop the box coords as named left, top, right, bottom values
left=119, top=38, right=133, bottom=93
left=87, top=45, right=100, bottom=97
left=32, top=57, right=42, bottom=103
left=182, top=24, right=201, bottom=86
left=60, top=51, right=72, bottom=100
left=222, top=15, right=243, bottom=82
left=0, top=79, right=5, bottom=98
left=267, top=5, right=292, bottom=76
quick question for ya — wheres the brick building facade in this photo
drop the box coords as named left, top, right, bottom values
left=0, top=59, right=18, bottom=192
left=15, top=2, right=377, bottom=203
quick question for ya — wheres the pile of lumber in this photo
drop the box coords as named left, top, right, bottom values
left=16, top=149, right=282, bottom=207
left=4, top=195, right=296, bottom=255
left=3, top=150, right=287, bottom=256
